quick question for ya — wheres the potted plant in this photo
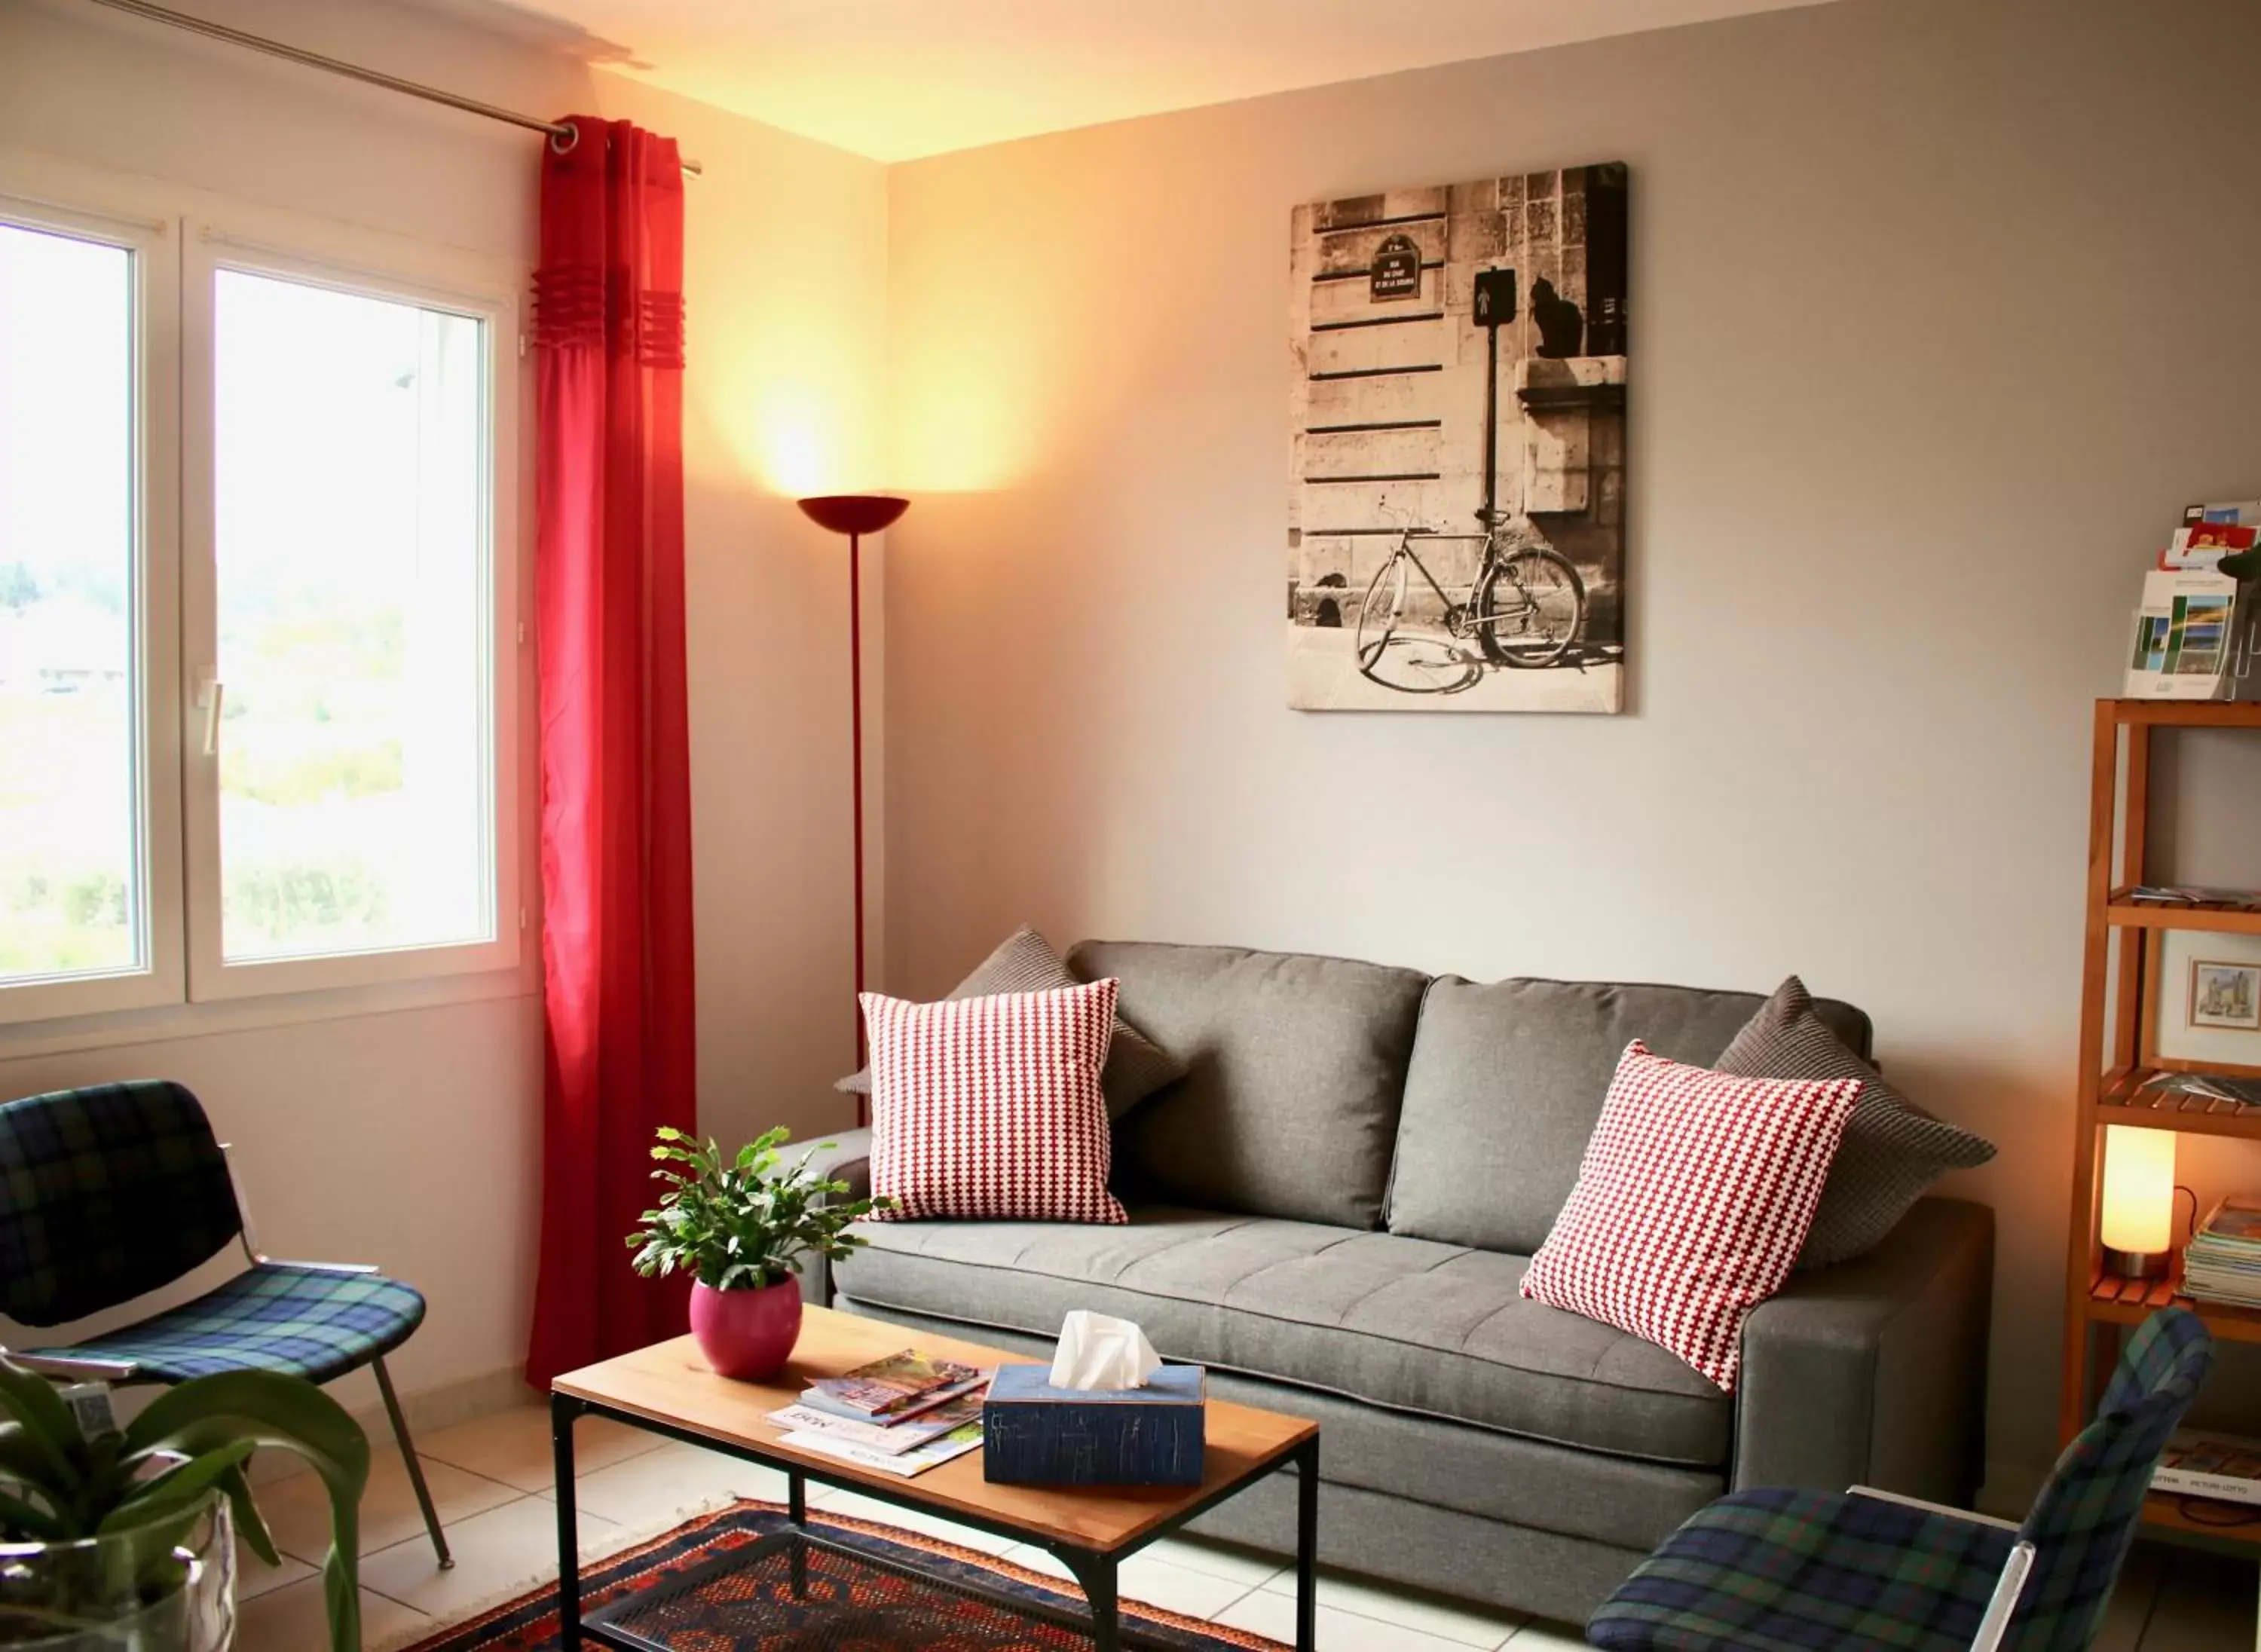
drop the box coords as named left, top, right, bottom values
left=628, top=1126, right=889, bottom=1381
left=0, top=1357, right=367, bottom=1650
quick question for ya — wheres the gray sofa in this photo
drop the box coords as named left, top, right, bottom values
left=801, top=941, right=1993, bottom=1625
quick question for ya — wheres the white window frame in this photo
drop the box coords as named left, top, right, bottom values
left=180, top=216, right=522, bottom=1000
left=0, top=186, right=185, bottom=1024
left=0, top=157, right=527, bottom=1030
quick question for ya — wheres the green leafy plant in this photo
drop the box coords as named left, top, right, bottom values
left=628, top=1126, right=889, bottom=1291
left=0, top=1358, right=369, bottom=1650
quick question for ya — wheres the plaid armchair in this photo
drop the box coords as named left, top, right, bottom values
left=1587, top=1306, right=2213, bottom=1652
left=0, top=1080, right=453, bottom=1566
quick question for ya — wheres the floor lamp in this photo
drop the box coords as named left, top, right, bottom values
left=797, top=494, right=909, bottom=1126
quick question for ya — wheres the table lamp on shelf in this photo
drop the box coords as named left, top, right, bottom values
left=2100, top=1124, right=2176, bottom=1280
left=797, top=493, right=910, bottom=1125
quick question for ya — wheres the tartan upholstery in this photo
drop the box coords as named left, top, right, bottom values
left=1587, top=1485, right=2014, bottom=1650
left=2005, top=1307, right=2213, bottom=1650
left=0, top=1081, right=242, bottom=1325
left=23, top=1262, right=427, bottom=1383
left=1589, top=1307, right=2213, bottom=1652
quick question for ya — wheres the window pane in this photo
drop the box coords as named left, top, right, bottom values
left=0, top=223, right=141, bottom=985
left=214, top=270, right=492, bottom=962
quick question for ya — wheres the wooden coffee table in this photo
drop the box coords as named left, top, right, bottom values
left=550, top=1304, right=1318, bottom=1651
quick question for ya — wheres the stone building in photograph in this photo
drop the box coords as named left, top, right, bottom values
left=1286, top=165, right=1628, bottom=713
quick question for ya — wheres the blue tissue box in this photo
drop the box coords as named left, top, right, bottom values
left=982, top=1363, right=1206, bottom=1486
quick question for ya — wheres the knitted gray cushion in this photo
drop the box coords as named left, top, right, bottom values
left=1715, top=977, right=1994, bottom=1268
left=836, top=925, right=1184, bottom=1120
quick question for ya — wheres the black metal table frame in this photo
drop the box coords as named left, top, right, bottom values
left=551, top=1390, right=1319, bottom=1652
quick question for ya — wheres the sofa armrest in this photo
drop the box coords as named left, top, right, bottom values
left=794, top=1128, right=873, bottom=1307
left=1735, top=1196, right=1993, bottom=1503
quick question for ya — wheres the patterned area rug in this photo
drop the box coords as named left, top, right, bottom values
left=391, top=1499, right=1291, bottom=1650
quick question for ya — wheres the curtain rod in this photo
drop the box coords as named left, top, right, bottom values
left=81, top=0, right=704, bottom=176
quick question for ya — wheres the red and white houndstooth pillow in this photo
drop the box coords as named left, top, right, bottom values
left=861, top=979, right=1127, bottom=1225
left=1519, top=1041, right=1860, bottom=1391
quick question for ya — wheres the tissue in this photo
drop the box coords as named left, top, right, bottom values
left=1048, top=1310, right=1161, bottom=1390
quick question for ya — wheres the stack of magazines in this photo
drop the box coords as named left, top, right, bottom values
left=2183, top=1195, right=2261, bottom=1309
left=766, top=1350, right=991, bottom=1477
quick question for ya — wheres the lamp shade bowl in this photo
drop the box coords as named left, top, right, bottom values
left=798, top=494, right=909, bottom=537
left=2100, top=1124, right=2176, bottom=1277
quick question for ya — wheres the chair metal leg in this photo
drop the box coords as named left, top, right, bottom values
left=373, top=1357, right=454, bottom=1569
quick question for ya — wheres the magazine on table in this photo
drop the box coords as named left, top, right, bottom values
left=781, top=1421, right=984, bottom=1477
left=766, top=1390, right=986, bottom=1456
left=797, top=1374, right=990, bottom=1425
left=803, top=1349, right=985, bottom=1418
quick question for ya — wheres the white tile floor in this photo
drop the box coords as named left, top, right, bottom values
left=233, top=1403, right=2256, bottom=1650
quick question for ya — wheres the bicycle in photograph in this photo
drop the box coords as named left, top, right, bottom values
left=1353, top=507, right=1585, bottom=693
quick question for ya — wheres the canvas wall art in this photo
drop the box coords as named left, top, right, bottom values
left=1286, top=165, right=1629, bottom=712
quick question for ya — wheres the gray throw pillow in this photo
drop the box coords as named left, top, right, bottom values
left=1715, top=977, right=1994, bottom=1268
left=836, top=925, right=1184, bottom=1120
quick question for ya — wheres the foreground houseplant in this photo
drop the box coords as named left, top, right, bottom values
left=0, top=1357, right=368, bottom=1650
left=629, top=1126, right=888, bottom=1378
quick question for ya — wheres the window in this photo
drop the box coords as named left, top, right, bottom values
left=207, top=269, right=495, bottom=965
left=0, top=200, right=181, bottom=1022
left=0, top=177, right=519, bottom=1026
left=0, top=224, right=139, bottom=978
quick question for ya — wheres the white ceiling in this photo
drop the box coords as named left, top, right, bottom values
left=425, top=0, right=1839, bottom=162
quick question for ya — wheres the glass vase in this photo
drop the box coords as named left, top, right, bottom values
left=0, top=1491, right=235, bottom=1650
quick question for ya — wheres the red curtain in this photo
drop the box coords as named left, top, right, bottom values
left=525, top=118, right=696, bottom=1387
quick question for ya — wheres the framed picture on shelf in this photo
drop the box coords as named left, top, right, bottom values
left=2189, top=959, right=2261, bottom=1032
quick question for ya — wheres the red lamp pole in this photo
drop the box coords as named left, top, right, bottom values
left=797, top=494, right=910, bottom=1124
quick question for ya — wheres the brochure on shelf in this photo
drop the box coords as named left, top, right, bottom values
left=2125, top=569, right=2251, bottom=700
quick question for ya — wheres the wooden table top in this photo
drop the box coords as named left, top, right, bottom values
left=552, top=1304, right=1316, bottom=1553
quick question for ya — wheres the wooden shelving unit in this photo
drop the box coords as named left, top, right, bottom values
left=2094, top=1067, right=2261, bottom=1143
left=2062, top=699, right=2261, bottom=1547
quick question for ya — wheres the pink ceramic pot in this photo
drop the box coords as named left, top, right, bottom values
left=688, top=1278, right=803, bottom=1381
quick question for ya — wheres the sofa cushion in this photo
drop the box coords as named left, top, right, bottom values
left=833, top=1206, right=1731, bottom=1467
left=838, top=925, right=1184, bottom=1120
left=1715, top=977, right=1995, bottom=1269
left=1387, top=977, right=1874, bottom=1255
left=1518, top=1042, right=1861, bottom=1393
left=861, top=981, right=1126, bottom=1225
left=1069, top=941, right=1429, bottom=1229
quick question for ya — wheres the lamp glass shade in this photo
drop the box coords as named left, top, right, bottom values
left=2100, top=1125, right=2175, bottom=1258
left=798, top=494, right=908, bottom=537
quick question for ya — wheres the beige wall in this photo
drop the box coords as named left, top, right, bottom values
left=0, top=0, right=884, bottom=1408
left=883, top=0, right=2261, bottom=1491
